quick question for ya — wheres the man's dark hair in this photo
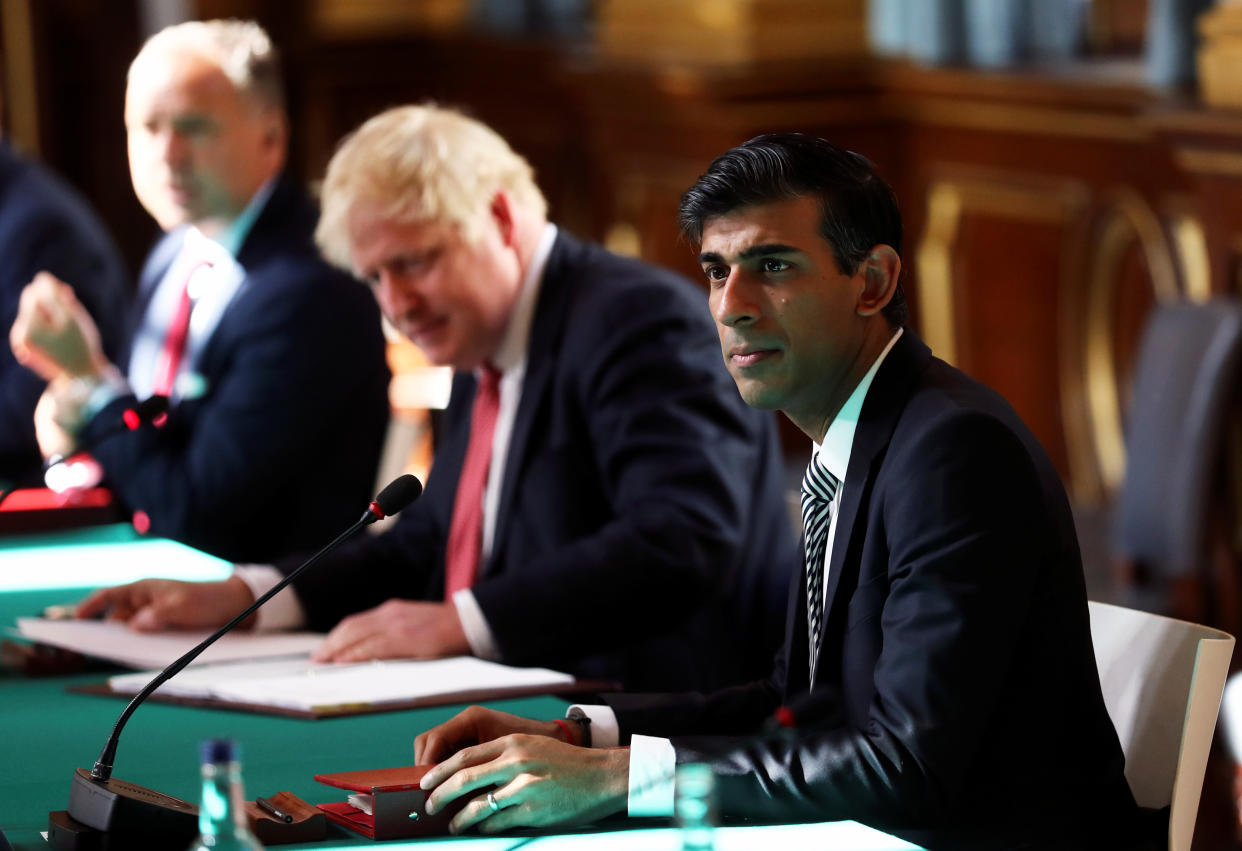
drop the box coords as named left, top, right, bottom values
left=678, top=133, right=907, bottom=327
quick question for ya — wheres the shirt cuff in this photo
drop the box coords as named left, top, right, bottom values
left=452, top=589, right=501, bottom=660
left=565, top=705, right=619, bottom=749
left=627, top=735, right=676, bottom=817
left=232, top=564, right=307, bottom=632
left=83, top=367, right=130, bottom=424
left=53, top=366, right=128, bottom=438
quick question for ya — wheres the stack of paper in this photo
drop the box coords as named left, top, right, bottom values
left=14, top=617, right=578, bottom=715
left=107, top=656, right=577, bottom=714
left=13, top=617, right=323, bottom=668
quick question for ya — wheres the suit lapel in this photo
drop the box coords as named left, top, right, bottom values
left=817, top=331, right=929, bottom=652
left=485, top=233, right=575, bottom=571
left=199, top=175, right=303, bottom=371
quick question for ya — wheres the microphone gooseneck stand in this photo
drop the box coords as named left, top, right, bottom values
left=48, top=475, right=424, bottom=850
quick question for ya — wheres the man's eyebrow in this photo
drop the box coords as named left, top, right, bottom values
left=698, top=244, right=801, bottom=264
left=739, top=243, right=800, bottom=259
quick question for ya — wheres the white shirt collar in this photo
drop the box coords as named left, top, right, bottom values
left=177, top=228, right=240, bottom=302
left=487, top=222, right=557, bottom=375
left=217, top=178, right=276, bottom=258
left=812, top=327, right=904, bottom=481
left=177, top=178, right=277, bottom=294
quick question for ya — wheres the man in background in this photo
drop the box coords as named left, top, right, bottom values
left=10, top=19, right=390, bottom=562
left=0, top=140, right=128, bottom=485
left=78, top=105, right=799, bottom=692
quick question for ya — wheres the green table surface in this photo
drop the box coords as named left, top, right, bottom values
left=0, top=526, right=922, bottom=850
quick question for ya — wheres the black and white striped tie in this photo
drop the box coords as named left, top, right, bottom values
left=800, top=457, right=840, bottom=685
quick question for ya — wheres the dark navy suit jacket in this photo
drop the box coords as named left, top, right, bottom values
left=0, top=143, right=129, bottom=482
left=80, top=175, right=390, bottom=563
left=282, top=231, right=799, bottom=691
left=606, top=331, right=1144, bottom=849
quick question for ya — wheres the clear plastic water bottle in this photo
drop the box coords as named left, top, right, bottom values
left=188, top=739, right=264, bottom=850
left=675, top=763, right=717, bottom=851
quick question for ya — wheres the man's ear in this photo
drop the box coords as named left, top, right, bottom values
left=258, top=110, right=288, bottom=171
left=490, top=190, right=515, bottom=246
left=857, top=244, right=901, bottom=317
left=266, top=119, right=286, bottom=148
left=258, top=105, right=287, bottom=148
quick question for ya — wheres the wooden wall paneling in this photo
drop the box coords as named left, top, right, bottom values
left=291, top=34, right=600, bottom=239
left=24, top=0, right=149, bottom=277
left=1166, top=206, right=1213, bottom=303
left=1152, top=107, right=1242, bottom=298
left=566, top=58, right=903, bottom=278
left=1233, top=239, right=1242, bottom=297
left=884, top=64, right=1193, bottom=501
left=2, top=0, right=39, bottom=154
left=912, top=168, right=1090, bottom=490
left=1076, top=189, right=1177, bottom=501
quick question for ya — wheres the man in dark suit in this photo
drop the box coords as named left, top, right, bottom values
left=76, top=105, right=798, bottom=692
left=9, top=20, right=389, bottom=562
left=411, top=135, right=1148, bottom=848
left=0, top=142, right=129, bottom=483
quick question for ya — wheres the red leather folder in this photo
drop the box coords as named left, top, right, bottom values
left=315, top=765, right=467, bottom=839
left=0, top=487, right=117, bottom=533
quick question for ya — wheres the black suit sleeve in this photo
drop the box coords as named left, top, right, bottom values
left=0, top=197, right=129, bottom=479
left=604, top=652, right=788, bottom=738
left=654, top=413, right=1048, bottom=827
left=283, top=475, right=448, bottom=632
left=82, top=266, right=387, bottom=562
left=469, top=279, right=773, bottom=667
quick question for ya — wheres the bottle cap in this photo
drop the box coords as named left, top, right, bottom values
left=200, top=738, right=240, bottom=764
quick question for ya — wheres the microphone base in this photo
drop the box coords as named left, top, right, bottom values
left=48, top=811, right=104, bottom=851
left=49, top=810, right=185, bottom=851
left=61, top=767, right=197, bottom=847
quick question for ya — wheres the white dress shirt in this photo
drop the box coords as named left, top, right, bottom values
left=126, top=182, right=275, bottom=403
left=575, top=327, right=904, bottom=818
left=235, top=224, right=560, bottom=657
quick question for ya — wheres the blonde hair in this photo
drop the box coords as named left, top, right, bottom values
left=129, top=19, right=285, bottom=112
left=315, top=104, right=547, bottom=270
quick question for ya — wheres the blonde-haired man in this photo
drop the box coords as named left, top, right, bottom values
left=316, top=105, right=546, bottom=267
left=10, top=19, right=389, bottom=562
left=82, top=104, right=798, bottom=692
left=315, top=106, right=550, bottom=374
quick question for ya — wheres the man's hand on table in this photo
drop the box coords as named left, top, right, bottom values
left=417, top=714, right=629, bottom=834
left=415, top=705, right=579, bottom=764
left=311, top=599, right=469, bottom=663
left=75, top=576, right=256, bottom=631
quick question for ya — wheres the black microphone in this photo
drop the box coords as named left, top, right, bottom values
left=116, top=394, right=171, bottom=434
left=52, top=474, right=423, bottom=849
left=53, top=395, right=171, bottom=464
left=0, top=395, right=170, bottom=510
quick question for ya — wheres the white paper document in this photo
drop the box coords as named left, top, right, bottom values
left=12, top=617, right=324, bottom=669
left=106, top=655, right=577, bottom=713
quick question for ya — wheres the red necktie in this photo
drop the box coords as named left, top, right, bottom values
left=151, top=257, right=212, bottom=398
left=444, top=367, right=503, bottom=597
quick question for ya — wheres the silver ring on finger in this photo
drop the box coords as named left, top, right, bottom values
left=486, top=791, right=500, bottom=813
